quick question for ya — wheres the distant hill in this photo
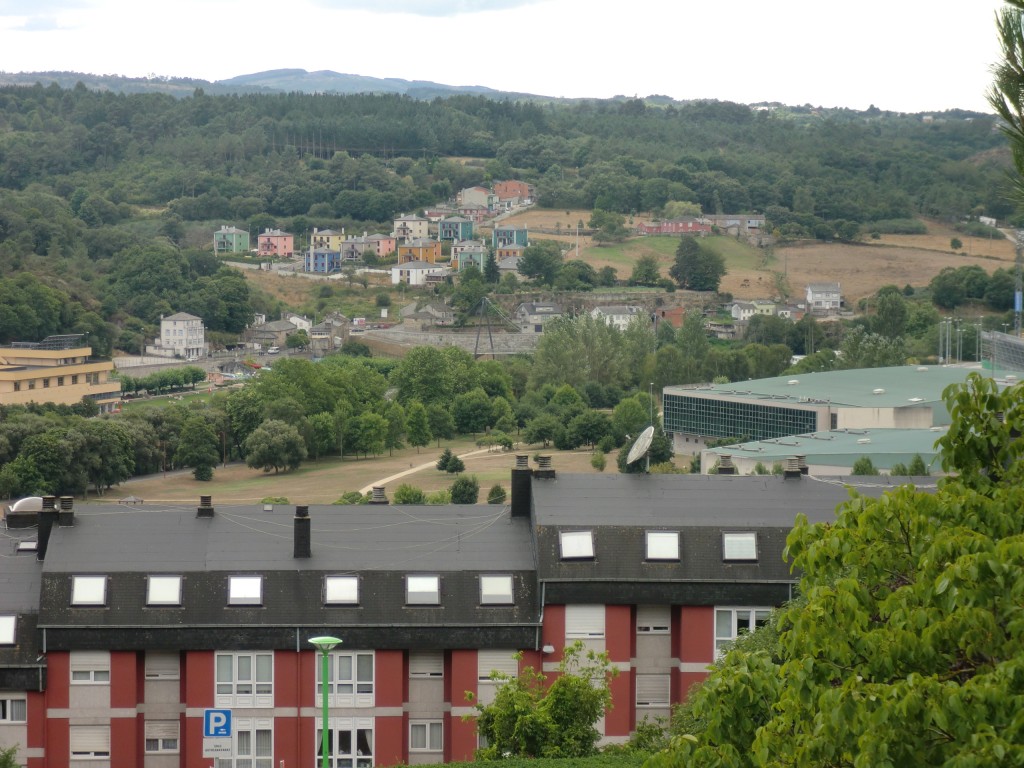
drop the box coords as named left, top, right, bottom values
left=0, top=68, right=542, bottom=100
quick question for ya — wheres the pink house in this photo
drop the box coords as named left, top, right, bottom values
left=257, top=228, right=294, bottom=257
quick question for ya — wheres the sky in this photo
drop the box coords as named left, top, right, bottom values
left=0, top=0, right=1008, bottom=113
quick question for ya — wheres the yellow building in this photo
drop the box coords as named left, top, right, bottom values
left=0, top=335, right=121, bottom=413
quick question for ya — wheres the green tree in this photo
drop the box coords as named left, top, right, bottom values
left=393, top=483, right=426, bottom=504
left=873, top=290, right=908, bottom=338
left=518, top=240, right=562, bottom=285
left=669, top=236, right=726, bottom=291
left=650, top=372, right=1024, bottom=768
left=382, top=401, right=406, bottom=456
left=285, top=329, right=309, bottom=350
left=436, top=447, right=454, bottom=472
left=445, top=455, right=466, bottom=474
left=427, top=404, right=456, bottom=447
left=629, top=253, right=662, bottom=286
left=306, top=411, right=337, bottom=462
left=452, top=387, right=493, bottom=435
left=470, top=641, right=616, bottom=758
left=174, top=415, right=220, bottom=481
left=405, top=400, right=432, bottom=453
left=524, top=413, right=564, bottom=448
left=450, top=474, right=480, bottom=504
left=244, top=419, right=307, bottom=473
left=850, top=455, right=879, bottom=475
left=907, top=453, right=929, bottom=475
left=348, top=411, right=388, bottom=458
left=487, top=483, right=507, bottom=504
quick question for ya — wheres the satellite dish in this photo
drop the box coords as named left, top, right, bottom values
left=626, top=425, right=655, bottom=464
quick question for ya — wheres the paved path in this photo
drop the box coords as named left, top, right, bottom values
left=358, top=448, right=493, bottom=494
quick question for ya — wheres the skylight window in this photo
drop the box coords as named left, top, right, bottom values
left=723, top=532, right=758, bottom=561
left=324, top=575, right=359, bottom=605
left=406, top=575, right=440, bottom=605
left=480, top=575, right=514, bottom=605
left=146, top=576, right=182, bottom=606
left=228, top=576, right=263, bottom=606
left=559, top=531, right=594, bottom=559
left=71, top=575, right=107, bottom=606
left=645, top=531, right=680, bottom=561
left=0, top=615, right=15, bottom=645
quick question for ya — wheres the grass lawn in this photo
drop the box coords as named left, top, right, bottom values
left=118, top=389, right=218, bottom=413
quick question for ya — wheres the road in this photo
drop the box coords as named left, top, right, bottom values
left=358, top=448, right=493, bottom=494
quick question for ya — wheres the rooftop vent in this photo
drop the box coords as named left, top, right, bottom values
left=856, top=438, right=871, bottom=444
left=872, top=388, right=886, bottom=395
left=515, top=454, right=529, bottom=469
left=369, top=486, right=389, bottom=505
left=58, top=496, right=74, bottom=527
left=293, top=505, right=311, bottom=559
left=197, top=495, right=214, bottom=518
left=534, top=455, right=556, bottom=479
left=783, top=456, right=802, bottom=479
left=787, top=379, right=799, bottom=385
left=717, top=454, right=736, bottom=475
left=917, top=366, right=929, bottom=372
left=908, top=397, right=924, bottom=403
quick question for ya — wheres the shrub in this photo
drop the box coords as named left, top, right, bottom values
left=393, top=484, right=426, bottom=504
left=333, top=491, right=366, bottom=505
left=851, top=456, right=880, bottom=476
left=436, top=448, right=454, bottom=471
left=446, top=455, right=466, bottom=474
left=425, top=489, right=452, bottom=505
left=450, top=475, right=480, bottom=504
left=261, top=496, right=289, bottom=504
left=487, top=484, right=507, bottom=504
left=591, top=451, right=606, bottom=472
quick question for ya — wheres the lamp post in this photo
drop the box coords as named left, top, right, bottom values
left=309, top=636, right=342, bottom=768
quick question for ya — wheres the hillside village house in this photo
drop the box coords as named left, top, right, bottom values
left=805, top=282, right=842, bottom=314
left=310, top=228, right=346, bottom=251
left=591, top=305, right=645, bottom=331
left=213, top=225, right=249, bottom=253
left=457, top=203, right=489, bottom=224
left=458, top=185, right=497, bottom=210
left=398, top=239, right=442, bottom=264
left=636, top=218, right=711, bottom=236
left=0, top=334, right=121, bottom=412
left=729, top=300, right=777, bottom=323
left=244, top=319, right=297, bottom=350
left=393, top=214, right=430, bottom=242
left=392, top=260, right=448, bottom=286
left=0, top=461, right=916, bottom=767
left=453, top=246, right=487, bottom=273
left=493, top=179, right=535, bottom=205
left=343, top=233, right=397, bottom=261
left=257, top=228, right=294, bottom=258
left=495, top=242, right=526, bottom=262
left=146, top=312, right=206, bottom=360
left=305, top=247, right=342, bottom=274
left=493, top=225, right=529, bottom=249
left=515, top=302, right=563, bottom=332
left=438, top=216, right=475, bottom=242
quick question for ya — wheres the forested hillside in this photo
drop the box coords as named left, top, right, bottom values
left=0, top=83, right=1010, bottom=351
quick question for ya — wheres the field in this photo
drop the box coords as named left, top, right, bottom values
left=92, top=438, right=612, bottom=506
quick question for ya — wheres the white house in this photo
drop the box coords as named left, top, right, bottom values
left=515, top=302, right=563, bottom=333
left=590, top=305, right=645, bottom=331
left=147, top=312, right=206, bottom=359
left=392, top=260, right=448, bottom=286
left=806, top=282, right=842, bottom=314
left=284, top=313, right=312, bottom=333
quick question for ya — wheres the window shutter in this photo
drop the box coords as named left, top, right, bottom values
left=636, top=605, right=670, bottom=633
left=565, top=605, right=605, bottom=637
left=71, top=725, right=111, bottom=752
left=71, top=650, right=110, bottom=673
left=635, top=674, right=670, bottom=706
left=145, top=651, right=180, bottom=679
left=145, top=720, right=179, bottom=740
left=477, top=650, right=518, bottom=680
left=409, top=650, right=443, bottom=677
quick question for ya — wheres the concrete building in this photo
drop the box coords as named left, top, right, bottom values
left=213, top=225, right=250, bottom=254
left=392, top=261, right=447, bottom=287
left=514, top=302, right=563, bottom=333
left=0, top=463, right=910, bottom=766
left=0, top=335, right=121, bottom=413
left=150, top=312, right=206, bottom=360
left=257, top=229, right=294, bottom=259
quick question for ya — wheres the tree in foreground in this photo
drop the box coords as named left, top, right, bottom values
left=243, top=419, right=307, bottom=473
left=449, top=474, right=479, bottom=504
left=469, top=641, right=616, bottom=758
left=649, top=373, right=1024, bottom=767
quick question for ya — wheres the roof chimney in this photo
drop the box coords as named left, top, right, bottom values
left=717, top=454, right=736, bottom=475
left=197, top=495, right=215, bottom=518
left=783, top=456, right=803, bottom=479
left=510, top=455, right=532, bottom=518
left=534, top=455, right=555, bottom=480
left=37, top=497, right=58, bottom=561
left=58, top=496, right=74, bottom=527
left=294, top=505, right=311, bottom=559
left=369, top=486, right=389, bottom=505
left=795, top=454, right=809, bottom=475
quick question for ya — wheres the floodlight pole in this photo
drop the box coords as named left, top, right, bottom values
left=309, top=636, right=342, bottom=768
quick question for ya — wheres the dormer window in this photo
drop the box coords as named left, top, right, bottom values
left=645, top=531, right=680, bottom=561
left=71, top=575, right=107, bottom=606
left=406, top=575, right=440, bottom=605
left=147, top=576, right=182, bottom=606
left=559, top=531, right=594, bottom=560
left=324, top=575, right=359, bottom=605
left=480, top=575, right=514, bottom=605
left=228, top=576, right=263, bottom=606
left=723, top=532, right=758, bottom=562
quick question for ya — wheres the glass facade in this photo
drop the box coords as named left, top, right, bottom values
left=663, top=393, right=818, bottom=441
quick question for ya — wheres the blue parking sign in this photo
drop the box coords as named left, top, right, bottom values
left=204, top=709, right=232, bottom=738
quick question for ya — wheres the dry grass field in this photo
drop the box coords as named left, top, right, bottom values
left=91, top=438, right=611, bottom=506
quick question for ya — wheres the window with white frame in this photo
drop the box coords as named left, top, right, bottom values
left=71, top=575, right=107, bottom=606
left=324, top=575, right=359, bottom=605
left=714, top=607, right=771, bottom=657
left=216, top=717, right=272, bottom=768
left=146, top=575, right=182, bottom=606
left=144, top=720, right=180, bottom=754
left=144, top=651, right=180, bottom=680
left=409, top=650, right=443, bottom=678
left=406, top=575, right=440, bottom=605
left=316, top=718, right=373, bottom=768
left=215, top=652, right=273, bottom=707
left=559, top=530, right=594, bottom=560
left=317, top=651, right=373, bottom=706
left=410, top=720, right=443, bottom=752
left=636, top=604, right=671, bottom=634
left=70, top=724, right=110, bottom=759
left=722, top=532, right=758, bottom=561
left=635, top=673, right=671, bottom=707
left=70, top=651, right=110, bottom=684
left=228, top=575, right=263, bottom=605
left=645, top=531, right=680, bottom=561
left=479, top=574, right=514, bottom=605
left=0, top=616, right=15, bottom=645
left=0, top=696, right=27, bottom=722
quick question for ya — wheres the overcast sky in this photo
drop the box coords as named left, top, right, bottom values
left=0, top=0, right=1007, bottom=112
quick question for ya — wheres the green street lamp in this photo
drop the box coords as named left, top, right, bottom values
left=309, top=636, right=342, bottom=768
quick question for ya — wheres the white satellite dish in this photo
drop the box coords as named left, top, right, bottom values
left=626, top=425, right=655, bottom=464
